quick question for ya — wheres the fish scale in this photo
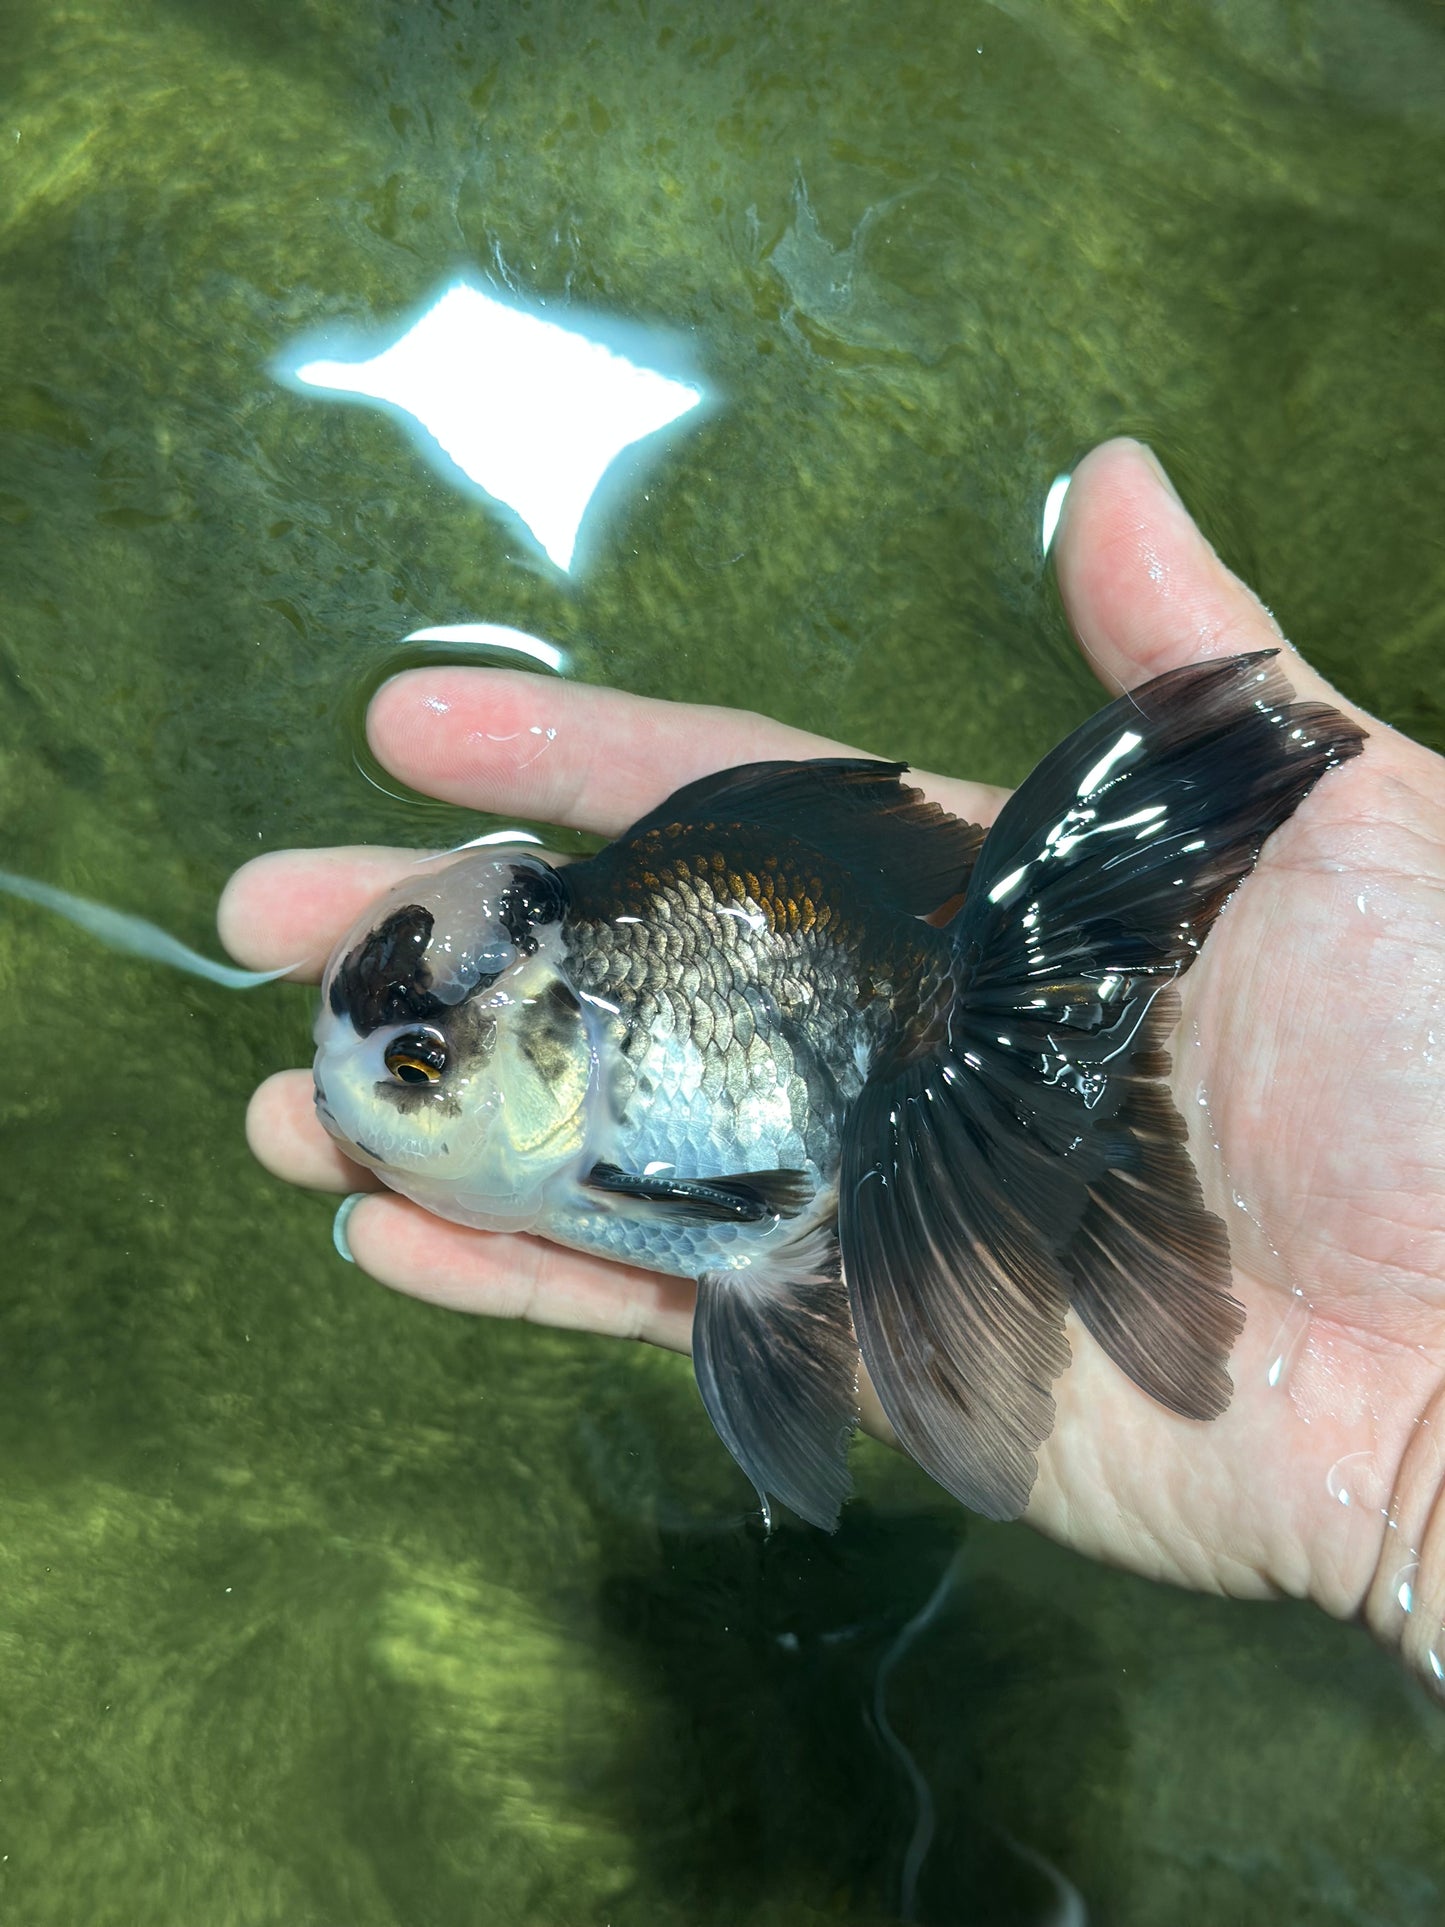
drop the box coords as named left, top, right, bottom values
left=561, top=849, right=906, bottom=1205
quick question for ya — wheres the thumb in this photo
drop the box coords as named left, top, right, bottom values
left=1052, top=439, right=1370, bottom=727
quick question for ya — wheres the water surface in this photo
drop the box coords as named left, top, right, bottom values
left=2, top=2, right=1444, bottom=1921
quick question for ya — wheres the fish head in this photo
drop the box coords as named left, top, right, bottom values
left=312, top=848, right=594, bottom=1232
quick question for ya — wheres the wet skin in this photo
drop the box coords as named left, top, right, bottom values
left=221, top=440, right=1445, bottom=1694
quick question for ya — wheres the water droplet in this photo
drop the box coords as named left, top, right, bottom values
left=1326, top=1450, right=1378, bottom=1509
left=1391, top=1561, right=1419, bottom=1615
left=1264, top=1291, right=1311, bottom=1390
left=1429, top=1648, right=1444, bottom=1684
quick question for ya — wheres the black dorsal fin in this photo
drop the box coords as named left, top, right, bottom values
left=613, top=759, right=984, bottom=917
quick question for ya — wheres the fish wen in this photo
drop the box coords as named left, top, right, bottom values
left=311, top=653, right=1364, bottom=1529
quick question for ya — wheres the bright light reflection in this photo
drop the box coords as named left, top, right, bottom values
left=987, top=863, right=1028, bottom=905
left=419, top=829, right=544, bottom=861
left=1078, top=730, right=1143, bottom=799
left=289, top=283, right=704, bottom=572
left=403, top=622, right=567, bottom=674
left=1040, top=472, right=1071, bottom=555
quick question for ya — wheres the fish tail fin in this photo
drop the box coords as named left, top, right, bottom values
left=839, top=652, right=1364, bottom=1519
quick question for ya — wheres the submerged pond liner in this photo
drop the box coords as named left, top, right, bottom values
left=2, top=1, right=1444, bottom=1922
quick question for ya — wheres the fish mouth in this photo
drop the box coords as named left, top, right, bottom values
left=312, top=1083, right=356, bottom=1151
left=316, top=1105, right=382, bottom=1167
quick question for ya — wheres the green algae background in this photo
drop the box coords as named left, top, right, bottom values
left=2, top=1, right=1444, bottom=1921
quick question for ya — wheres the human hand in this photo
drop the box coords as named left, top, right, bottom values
left=220, top=439, right=1445, bottom=1692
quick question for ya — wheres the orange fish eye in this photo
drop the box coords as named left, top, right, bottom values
left=383, top=1030, right=448, bottom=1086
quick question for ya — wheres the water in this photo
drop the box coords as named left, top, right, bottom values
left=3, top=0, right=1445, bottom=1920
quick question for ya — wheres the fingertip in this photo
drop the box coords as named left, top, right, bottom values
left=1055, top=438, right=1360, bottom=720
left=1053, top=438, right=1244, bottom=691
left=366, top=666, right=496, bottom=801
left=335, top=1192, right=495, bottom=1309
left=364, top=668, right=434, bottom=771
left=245, top=1070, right=301, bottom=1180
left=246, top=1069, right=381, bottom=1194
left=218, top=846, right=439, bottom=979
left=218, top=850, right=312, bottom=971
left=321, top=1191, right=431, bottom=1292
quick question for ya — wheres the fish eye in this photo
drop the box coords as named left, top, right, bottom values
left=383, top=1029, right=448, bottom=1086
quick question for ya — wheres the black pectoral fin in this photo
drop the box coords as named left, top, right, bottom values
left=693, top=1242, right=860, bottom=1531
left=839, top=1060, right=1075, bottom=1522
left=585, top=1162, right=814, bottom=1224
left=611, top=758, right=985, bottom=916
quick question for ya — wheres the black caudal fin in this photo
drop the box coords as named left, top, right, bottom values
left=956, top=652, right=1364, bottom=989
left=841, top=652, right=1364, bottom=1519
left=603, top=759, right=985, bottom=917
left=1066, top=1022, right=1239, bottom=1420
left=693, top=1236, right=860, bottom=1530
left=840, top=1057, right=1075, bottom=1520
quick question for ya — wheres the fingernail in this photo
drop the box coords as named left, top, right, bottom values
left=333, top=1192, right=368, bottom=1263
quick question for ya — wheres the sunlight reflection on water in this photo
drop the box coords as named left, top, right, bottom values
left=281, top=282, right=705, bottom=572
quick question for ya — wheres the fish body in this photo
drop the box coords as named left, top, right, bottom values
left=314, top=654, right=1364, bottom=1528
left=543, top=819, right=954, bottom=1277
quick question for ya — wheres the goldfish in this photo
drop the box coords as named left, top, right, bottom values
left=312, top=653, right=1363, bottom=1528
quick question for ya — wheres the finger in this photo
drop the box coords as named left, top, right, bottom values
left=339, top=1192, right=697, bottom=1355
left=367, top=667, right=1009, bottom=837
left=218, top=846, right=437, bottom=976
left=246, top=1070, right=382, bottom=1193
left=339, top=1190, right=900, bottom=1447
left=1054, top=438, right=1371, bottom=723
left=253, top=1056, right=902, bottom=1449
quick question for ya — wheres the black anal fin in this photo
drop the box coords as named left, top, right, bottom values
left=693, top=1236, right=860, bottom=1531
left=586, top=1161, right=813, bottom=1225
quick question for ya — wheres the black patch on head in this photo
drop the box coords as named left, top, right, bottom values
left=498, top=863, right=567, bottom=958
left=330, top=904, right=447, bottom=1035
